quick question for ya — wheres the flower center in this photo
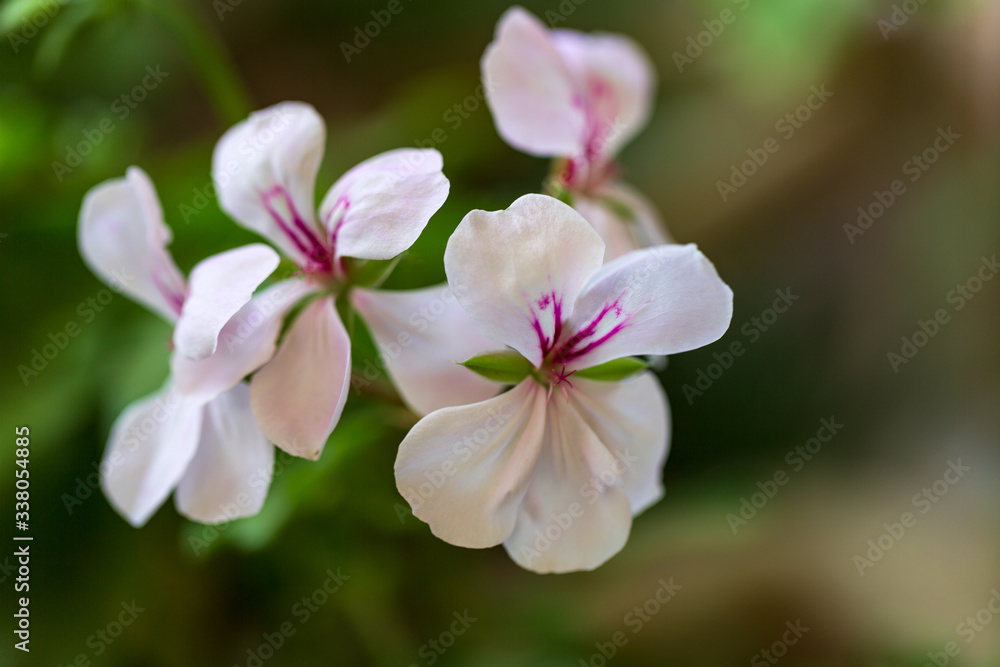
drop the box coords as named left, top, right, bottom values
left=261, top=186, right=349, bottom=277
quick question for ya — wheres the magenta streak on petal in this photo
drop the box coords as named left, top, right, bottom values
left=323, top=196, right=351, bottom=275
left=261, top=186, right=332, bottom=272
left=325, top=196, right=350, bottom=252
left=527, top=288, right=565, bottom=359
left=555, top=292, right=634, bottom=362
left=560, top=320, right=630, bottom=362
left=583, top=77, right=619, bottom=163
left=528, top=307, right=549, bottom=358
left=152, top=270, right=185, bottom=316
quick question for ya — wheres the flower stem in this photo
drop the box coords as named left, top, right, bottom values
left=134, top=0, right=252, bottom=125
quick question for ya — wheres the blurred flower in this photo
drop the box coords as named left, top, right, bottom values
left=481, top=6, right=670, bottom=260
left=78, top=167, right=287, bottom=527
left=395, top=194, right=732, bottom=573
left=213, top=102, right=450, bottom=460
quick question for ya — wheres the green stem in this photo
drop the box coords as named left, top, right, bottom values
left=133, top=0, right=252, bottom=125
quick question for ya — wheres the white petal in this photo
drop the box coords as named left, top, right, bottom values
left=212, top=102, right=329, bottom=268
left=481, top=7, right=586, bottom=157
left=320, top=149, right=449, bottom=261
left=560, top=244, right=733, bottom=370
left=100, top=383, right=203, bottom=527
left=569, top=373, right=670, bottom=513
left=350, top=284, right=501, bottom=416
left=573, top=182, right=672, bottom=262
left=395, top=380, right=547, bottom=548
left=444, top=194, right=605, bottom=366
left=174, top=383, right=274, bottom=524
left=173, top=244, right=280, bottom=360
left=550, top=29, right=656, bottom=159
left=171, top=279, right=315, bottom=404
left=503, top=393, right=633, bottom=573
left=78, top=167, right=187, bottom=322
left=250, top=296, right=351, bottom=460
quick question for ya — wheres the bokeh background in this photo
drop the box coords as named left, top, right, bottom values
left=2, top=0, right=999, bottom=665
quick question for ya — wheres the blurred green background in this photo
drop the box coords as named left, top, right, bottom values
left=2, top=0, right=999, bottom=665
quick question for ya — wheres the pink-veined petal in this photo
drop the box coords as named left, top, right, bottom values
left=173, top=244, right=280, bottom=360
left=212, top=102, right=327, bottom=268
left=100, top=383, right=203, bottom=527
left=559, top=244, right=733, bottom=370
left=350, top=284, right=501, bottom=416
left=320, top=149, right=449, bottom=261
left=482, top=6, right=586, bottom=157
left=573, top=181, right=672, bottom=262
left=78, top=167, right=186, bottom=322
left=174, top=383, right=274, bottom=524
left=250, top=296, right=351, bottom=460
left=171, top=279, right=315, bottom=404
left=569, top=373, right=670, bottom=513
left=503, top=393, right=633, bottom=573
left=395, top=379, right=547, bottom=548
left=550, top=29, right=656, bottom=159
left=444, top=194, right=605, bottom=366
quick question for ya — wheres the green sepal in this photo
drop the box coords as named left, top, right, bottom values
left=459, top=349, right=534, bottom=384
left=604, top=197, right=637, bottom=224
left=347, top=255, right=403, bottom=290
left=574, top=357, right=649, bottom=382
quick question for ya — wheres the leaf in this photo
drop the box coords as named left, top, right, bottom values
left=0, top=0, right=61, bottom=32
left=574, top=356, right=648, bottom=382
left=459, top=349, right=533, bottom=384
left=347, top=255, right=403, bottom=290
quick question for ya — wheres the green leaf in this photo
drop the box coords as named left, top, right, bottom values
left=348, top=255, right=403, bottom=289
left=460, top=349, right=533, bottom=384
left=574, top=357, right=649, bottom=382
left=0, top=0, right=61, bottom=32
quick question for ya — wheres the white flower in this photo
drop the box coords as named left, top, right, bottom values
left=79, top=167, right=296, bottom=526
left=394, top=194, right=733, bottom=573
left=482, top=6, right=670, bottom=259
left=212, top=101, right=451, bottom=459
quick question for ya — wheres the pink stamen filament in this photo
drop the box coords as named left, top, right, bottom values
left=261, top=186, right=334, bottom=274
